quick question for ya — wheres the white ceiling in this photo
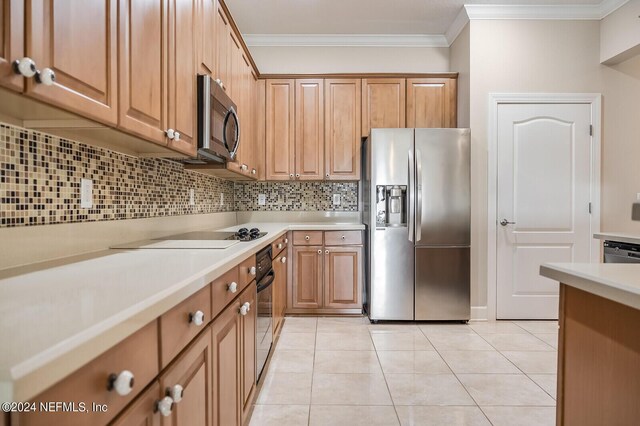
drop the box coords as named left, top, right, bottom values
left=225, top=0, right=604, bottom=36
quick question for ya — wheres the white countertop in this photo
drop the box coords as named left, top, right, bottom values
left=540, top=263, right=640, bottom=310
left=593, top=232, right=640, bottom=245
left=0, top=222, right=364, bottom=402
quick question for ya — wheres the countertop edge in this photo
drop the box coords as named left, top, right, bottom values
left=593, top=232, right=640, bottom=245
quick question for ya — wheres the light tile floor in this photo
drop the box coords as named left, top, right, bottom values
left=250, top=317, right=558, bottom=426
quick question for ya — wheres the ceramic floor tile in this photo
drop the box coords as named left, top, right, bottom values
left=501, top=351, right=557, bottom=374
left=311, top=373, right=392, bottom=405
left=439, top=350, right=520, bottom=374
left=528, top=374, right=557, bottom=399
left=268, top=349, right=315, bottom=373
left=395, top=406, right=491, bottom=426
left=276, top=332, right=316, bottom=351
left=481, top=333, right=555, bottom=351
left=377, top=350, right=451, bottom=374
left=367, top=323, right=420, bottom=333
left=418, top=324, right=476, bottom=336
left=427, top=333, right=495, bottom=351
left=480, top=406, right=556, bottom=426
left=533, top=333, right=559, bottom=349
left=317, top=317, right=370, bottom=333
left=249, top=405, right=310, bottom=426
left=315, top=332, right=375, bottom=351
left=385, top=373, right=475, bottom=406
left=281, top=317, right=318, bottom=333
left=314, top=350, right=382, bottom=374
left=468, top=321, right=529, bottom=335
left=257, top=373, right=313, bottom=405
left=513, top=321, right=559, bottom=334
left=457, top=374, right=555, bottom=406
left=309, top=405, right=399, bottom=426
left=371, top=331, right=434, bottom=351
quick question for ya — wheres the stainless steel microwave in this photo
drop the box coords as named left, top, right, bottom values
left=196, top=75, right=240, bottom=163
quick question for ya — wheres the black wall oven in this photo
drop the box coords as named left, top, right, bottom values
left=255, top=245, right=274, bottom=379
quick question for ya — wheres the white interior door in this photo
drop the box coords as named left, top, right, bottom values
left=497, top=103, right=592, bottom=319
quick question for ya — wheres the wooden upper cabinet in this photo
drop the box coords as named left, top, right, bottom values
left=255, top=78, right=266, bottom=180
left=118, top=0, right=168, bottom=145
left=325, top=79, right=362, bottom=181
left=160, top=328, right=212, bottom=426
left=0, top=0, right=24, bottom=92
left=265, top=79, right=295, bottom=180
left=26, top=0, right=118, bottom=125
left=214, top=4, right=230, bottom=92
left=406, top=78, right=457, bottom=128
left=295, top=79, right=324, bottom=180
left=362, top=78, right=406, bottom=137
left=167, top=0, right=197, bottom=156
left=197, top=0, right=216, bottom=76
left=324, top=246, right=362, bottom=309
left=292, top=246, right=323, bottom=310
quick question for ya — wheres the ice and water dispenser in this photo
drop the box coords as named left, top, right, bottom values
left=375, top=185, right=407, bottom=228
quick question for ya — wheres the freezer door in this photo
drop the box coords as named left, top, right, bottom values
left=415, top=247, right=470, bottom=320
left=414, top=129, right=470, bottom=246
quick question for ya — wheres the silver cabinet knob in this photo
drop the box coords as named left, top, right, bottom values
left=12, top=57, right=37, bottom=78
left=317, top=250, right=322, bottom=254
left=168, top=384, right=184, bottom=403
left=249, top=266, right=256, bottom=276
left=325, top=250, right=329, bottom=254
left=305, top=235, right=310, bottom=241
left=155, top=396, right=173, bottom=417
left=107, top=370, right=135, bottom=396
left=189, top=310, right=205, bottom=326
left=281, top=257, right=287, bottom=264
left=227, top=281, right=238, bottom=293
left=500, top=219, right=516, bottom=226
left=173, top=131, right=181, bottom=141
left=35, top=67, right=56, bottom=86
left=166, top=129, right=175, bottom=140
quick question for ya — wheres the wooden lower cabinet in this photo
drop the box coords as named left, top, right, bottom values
left=292, top=246, right=323, bottom=310
left=272, top=250, right=288, bottom=334
left=240, top=284, right=257, bottom=424
left=324, top=246, right=363, bottom=309
left=210, top=299, right=241, bottom=426
left=110, top=382, right=161, bottom=426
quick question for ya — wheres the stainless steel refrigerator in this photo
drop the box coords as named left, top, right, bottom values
left=363, top=128, right=470, bottom=321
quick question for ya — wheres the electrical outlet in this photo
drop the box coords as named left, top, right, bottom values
left=258, top=194, right=266, bottom=205
left=332, top=194, right=341, bottom=206
left=189, top=188, right=195, bottom=206
left=220, top=193, right=224, bottom=206
left=81, top=178, right=93, bottom=208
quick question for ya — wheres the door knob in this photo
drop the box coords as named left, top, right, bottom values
left=500, top=219, right=516, bottom=226
left=12, top=57, right=37, bottom=78
left=35, top=68, right=56, bottom=86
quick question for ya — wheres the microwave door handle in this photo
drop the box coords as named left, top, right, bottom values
left=408, top=149, right=414, bottom=242
left=416, top=148, right=422, bottom=243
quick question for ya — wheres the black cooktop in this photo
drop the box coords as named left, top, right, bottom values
left=156, top=228, right=267, bottom=242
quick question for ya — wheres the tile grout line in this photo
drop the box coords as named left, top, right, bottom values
left=307, top=317, right=319, bottom=426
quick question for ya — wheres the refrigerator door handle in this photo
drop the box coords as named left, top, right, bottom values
left=408, top=149, right=414, bottom=242
left=416, top=148, right=422, bottom=242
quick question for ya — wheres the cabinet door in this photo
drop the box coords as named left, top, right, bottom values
left=111, top=382, right=161, bottom=426
left=292, top=246, right=323, bottom=309
left=167, top=0, right=197, bottom=156
left=255, top=78, right=266, bottom=180
left=211, top=300, right=241, bottom=426
left=324, top=246, right=363, bottom=309
left=265, top=79, right=295, bottom=181
left=233, top=54, right=255, bottom=177
left=362, top=78, right=405, bottom=137
left=0, top=0, right=24, bottom=92
left=240, top=284, right=256, bottom=424
left=26, top=0, right=118, bottom=125
left=325, top=79, right=361, bottom=181
left=295, top=79, right=324, bottom=180
left=406, top=78, right=457, bottom=128
left=160, top=328, right=212, bottom=426
left=118, top=0, right=168, bottom=145
left=215, top=3, right=230, bottom=92
left=197, top=0, right=216, bottom=76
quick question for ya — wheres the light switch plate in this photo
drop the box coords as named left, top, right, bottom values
left=332, top=194, right=341, bottom=205
left=258, top=194, right=266, bottom=205
left=80, top=178, right=93, bottom=209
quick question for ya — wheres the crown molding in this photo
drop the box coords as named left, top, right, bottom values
left=445, top=7, right=470, bottom=45
left=243, top=34, right=449, bottom=48
left=464, top=0, right=629, bottom=21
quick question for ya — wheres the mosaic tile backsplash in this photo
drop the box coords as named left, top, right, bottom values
left=0, top=123, right=234, bottom=227
left=235, top=181, right=358, bottom=212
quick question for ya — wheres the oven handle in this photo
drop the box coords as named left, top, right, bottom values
left=256, top=270, right=275, bottom=292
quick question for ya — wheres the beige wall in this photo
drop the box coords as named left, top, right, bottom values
left=450, top=24, right=470, bottom=128
left=249, top=46, right=450, bottom=74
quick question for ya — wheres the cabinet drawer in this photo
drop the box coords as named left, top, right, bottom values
left=110, top=381, right=161, bottom=426
left=293, top=231, right=323, bottom=245
left=271, top=233, right=289, bottom=257
left=239, top=255, right=257, bottom=287
left=325, top=231, right=362, bottom=246
left=159, top=285, right=212, bottom=368
left=17, top=321, right=159, bottom=426
left=211, top=267, right=243, bottom=319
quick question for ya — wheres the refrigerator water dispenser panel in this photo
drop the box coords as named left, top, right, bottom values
left=376, top=185, right=407, bottom=227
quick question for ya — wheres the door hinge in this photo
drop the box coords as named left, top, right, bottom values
left=589, top=124, right=593, bottom=136
left=589, top=202, right=592, bottom=214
